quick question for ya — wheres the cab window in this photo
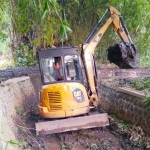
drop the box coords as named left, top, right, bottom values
left=41, top=57, right=63, bottom=82
left=64, top=55, right=80, bottom=81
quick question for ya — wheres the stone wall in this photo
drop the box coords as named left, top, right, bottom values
left=99, top=82, right=150, bottom=135
left=98, top=68, right=150, bottom=80
left=0, top=74, right=41, bottom=150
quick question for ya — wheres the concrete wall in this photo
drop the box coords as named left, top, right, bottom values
left=99, top=82, right=150, bottom=135
left=0, top=74, right=41, bottom=150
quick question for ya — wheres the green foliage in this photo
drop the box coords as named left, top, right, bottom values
left=118, top=122, right=132, bottom=133
left=111, top=116, right=149, bottom=149
left=143, top=97, right=150, bottom=109
left=61, top=142, right=69, bottom=150
left=9, top=140, right=22, bottom=147
left=9, top=0, right=72, bottom=44
left=88, top=143, right=98, bottom=149
left=0, top=0, right=150, bottom=67
left=0, top=1, right=10, bottom=55
left=0, top=139, right=22, bottom=150
left=132, top=78, right=150, bottom=91
left=0, top=84, right=5, bottom=87
left=15, top=106, right=23, bottom=116
left=99, top=141, right=107, bottom=149
left=60, top=21, right=72, bottom=39
left=14, top=48, right=37, bottom=67
left=140, top=54, right=150, bottom=68
left=0, top=0, right=73, bottom=67
left=0, top=83, right=11, bottom=87
left=130, top=78, right=150, bottom=108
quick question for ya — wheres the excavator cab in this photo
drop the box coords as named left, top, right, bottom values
left=38, top=46, right=83, bottom=85
left=37, top=46, right=89, bottom=118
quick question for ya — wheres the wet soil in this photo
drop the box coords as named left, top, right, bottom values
left=21, top=112, right=136, bottom=150
left=107, top=42, right=139, bottom=69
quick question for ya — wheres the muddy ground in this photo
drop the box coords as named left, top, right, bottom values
left=16, top=109, right=148, bottom=150
left=22, top=113, right=132, bottom=150
left=1, top=67, right=149, bottom=150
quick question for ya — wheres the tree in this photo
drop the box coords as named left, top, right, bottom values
left=1, top=0, right=72, bottom=66
left=0, top=0, right=150, bottom=67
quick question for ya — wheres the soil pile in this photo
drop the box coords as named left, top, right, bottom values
left=107, top=42, right=139, bottom=69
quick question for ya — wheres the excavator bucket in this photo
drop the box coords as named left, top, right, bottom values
left=36, top=113, right=109, bottom=135
left=107, top=42, right=139, bottom=69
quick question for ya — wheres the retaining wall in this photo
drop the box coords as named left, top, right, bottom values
left=0, top=74, right=41, bottom=150
left=99, top=82, right=150, bottom=135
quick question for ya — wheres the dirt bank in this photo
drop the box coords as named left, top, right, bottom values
left=20, top=111, right=133, bottom=150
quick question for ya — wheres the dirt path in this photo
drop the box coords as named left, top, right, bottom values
left=23, top=112, right=133, bottom=150
left=42, top=128, right=125, bottom=150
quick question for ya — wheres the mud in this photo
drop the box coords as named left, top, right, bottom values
left=107, top=42, right=139, bottom=69
left=20, top=112, right=141, bottom=150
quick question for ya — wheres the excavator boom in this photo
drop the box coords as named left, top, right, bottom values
left=81, top=6, right=139, bottom=105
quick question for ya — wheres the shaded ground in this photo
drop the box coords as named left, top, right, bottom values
left=41, top=128, right=127, bottom=150
left=18, top=112, right=140, bottom=150
left=17, top=109, right=148, bottom=150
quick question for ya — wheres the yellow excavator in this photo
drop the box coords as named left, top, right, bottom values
left=36, top=6, right=139, bottom=135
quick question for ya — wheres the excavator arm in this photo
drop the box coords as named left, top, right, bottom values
left=81, top=6, right=139, bottom=106
left=82, top=6, right=132, bottom=54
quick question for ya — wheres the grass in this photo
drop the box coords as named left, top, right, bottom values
left=110, top=115, right=150, bottom=149
left=0, top=139, right=22, bottom=150
left=0, top=83, right=12, bottom=87
left=98, top=142, right=107, bottom=149
left=129, top=78, right=150, bottom=109
left=15, top=106, right=23, bottom=116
